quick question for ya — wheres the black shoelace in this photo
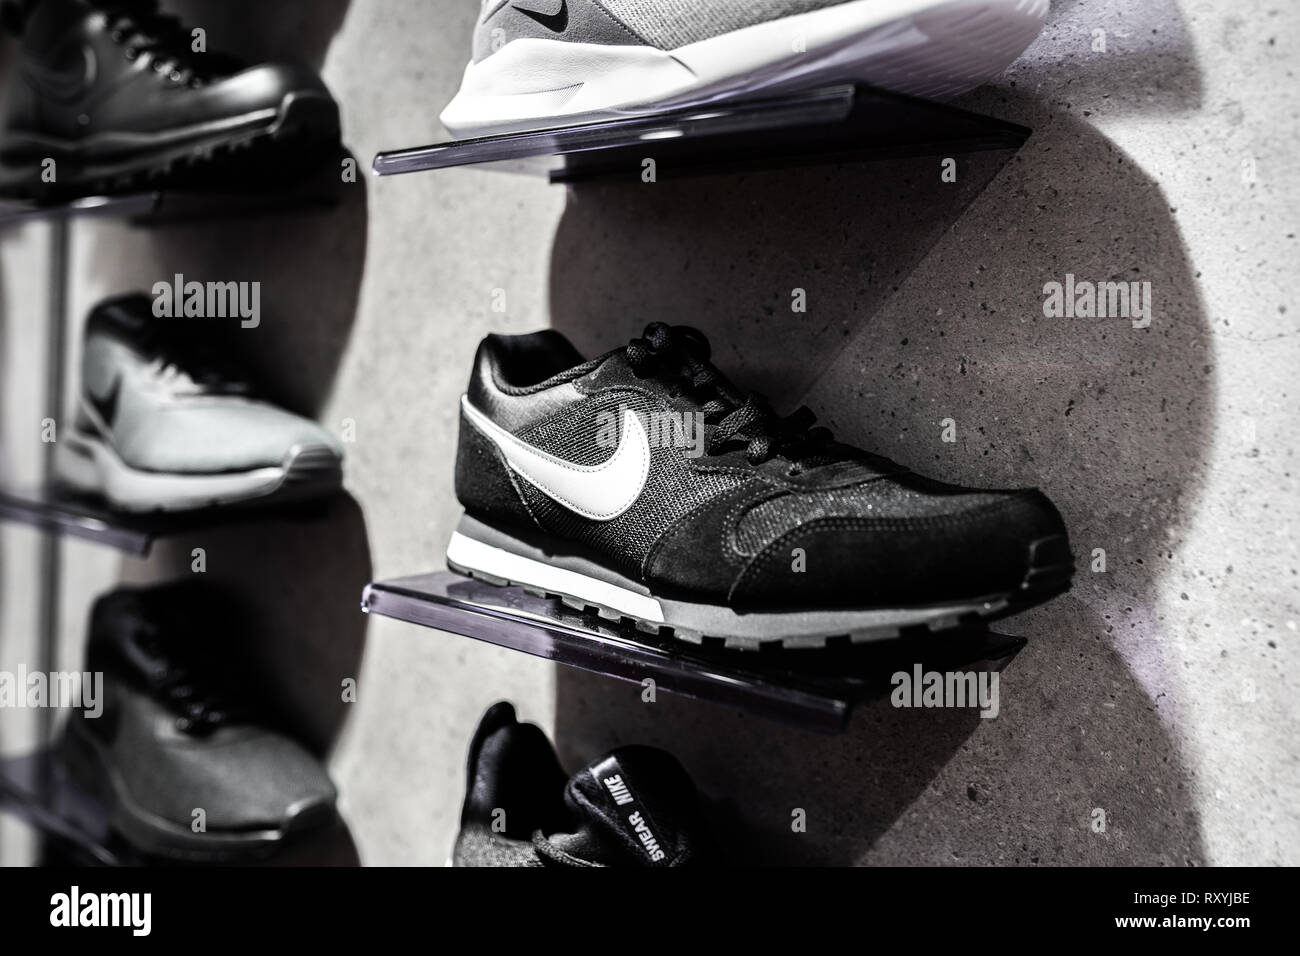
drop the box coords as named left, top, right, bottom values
left=141, top=323, right=252, bottom=395
left=624, top=322, right=837, bottom=470
left=104, top=1, right=221, bottom=84
left=133, top=626, right=242, bottom=735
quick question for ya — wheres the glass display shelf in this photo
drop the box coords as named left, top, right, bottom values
left=362, top=571, right=1027, bottom=733
left=0, top=749, right=125, bottom=866
left=0, top=486, right=345, bottom=557
left=0, top=748, right=358, bottom=867
left=372, top=84, right=1030, bottom=184
left=0, top=160, right=346, bottom=227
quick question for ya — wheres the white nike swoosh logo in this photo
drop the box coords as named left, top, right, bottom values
left=461, top=395, right=650, bottom=522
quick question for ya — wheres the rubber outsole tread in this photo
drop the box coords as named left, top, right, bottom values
left=447, top=534, right=1072, bottom=651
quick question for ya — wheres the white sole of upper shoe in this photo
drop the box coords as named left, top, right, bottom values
left=440, top=0, right=1049, bottom=136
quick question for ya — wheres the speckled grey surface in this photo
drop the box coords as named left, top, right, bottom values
left=1, top=0, right=1296, bottom=866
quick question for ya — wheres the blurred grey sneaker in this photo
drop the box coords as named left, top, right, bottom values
left=56, top=293, right=342, bottom=512
left=441, top=0, right=1049, bottom=135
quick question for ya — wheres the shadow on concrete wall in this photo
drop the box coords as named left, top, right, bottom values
left=1022, top=0, right=1203, bottom=116
left=145, top=494, right=371, bottom=757
left=166, top=0, right=353, bottom=71
left=138, top=1, right=368, bottom=759
left=548, top=150, right=1020, bottom=403
left=545, top=1, right=1211, bottom=865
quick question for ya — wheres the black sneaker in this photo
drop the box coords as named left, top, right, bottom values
left=0, top=0, right=340, bottom=199
left=448, top=323, right=1073, bottom=649
left=454, top=702, right=707, bottom=867
left=62, top=583, right=338, bottom=861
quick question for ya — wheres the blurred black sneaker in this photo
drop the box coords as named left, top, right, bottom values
left=454, top=702, right=708, bottom=867
left=56, top=293, right=343, bottom=512
left=449, top=322, right=1073, bottom=649
left=62, top=583, right=339, bottom=861
left=0, top=0, right=340, bottom=198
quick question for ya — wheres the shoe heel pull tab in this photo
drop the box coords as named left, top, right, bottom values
left=475, top=334, right=507, bottom=394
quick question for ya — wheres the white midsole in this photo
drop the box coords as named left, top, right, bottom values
left=446, top=530, right=666, bottom=624
left=56, top=429, right=292, bottom=512
left=440, top=0, right=1048, bottom=135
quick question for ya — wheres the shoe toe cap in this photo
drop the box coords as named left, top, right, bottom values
left=731, top=487, right=1071, bottom=608
left=171, top=733, right=338, bottom=835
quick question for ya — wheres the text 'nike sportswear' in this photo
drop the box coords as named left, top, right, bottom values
left=455, top=702, right=708, bottom=866
left=448, top=323, right=1073, bottom=649
left=441, top=0, right=1050, bottom=136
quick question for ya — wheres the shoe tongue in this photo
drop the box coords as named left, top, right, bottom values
left=105, top=0, right=160, bottom=11
left=103, top=587, right=211, bottom=681
left=539, top=747, right=702, bottom=867
left=116, top=623, right=172, bottom=685
left=103, top=0, right=166, bottom=24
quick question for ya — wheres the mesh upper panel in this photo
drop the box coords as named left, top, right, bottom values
left=455, top=828, right=545, bottom=867
left=599, top=0, right=858, bottom=50
left=517, top=390, right=747, bottom=575
left=733, top=478, right=1008, bottom=556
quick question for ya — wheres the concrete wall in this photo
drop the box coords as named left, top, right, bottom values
left=1, top=0, right=1296, bottom=865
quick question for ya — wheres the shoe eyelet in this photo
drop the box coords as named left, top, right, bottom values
left=170, top=71, right=183, bottom=83
left=124, top=47, right=138, bottom=60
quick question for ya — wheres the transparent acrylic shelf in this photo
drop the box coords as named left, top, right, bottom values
left=0, top=749, right=128, bottom=866
left=362, top=571, right=1027, bottom=732
left=0, top=159, right=346, bottom=227
left=373, top=84, right=1031, bottom=184
left=0, top=748, right=358, bottom=867
left=0, top=486, right=346, bottom=557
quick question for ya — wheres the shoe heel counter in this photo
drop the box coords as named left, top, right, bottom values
left=454, top=402, right=536, bottom=529
left=78, top=322, right=114, bottom=407
left=465, top=334, right=505, bottom=414
left=0, top=67, right=36, bottom=133
left=456, top=337, right=538, bottom=526
left=79, top=295, right=148, bottom=411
